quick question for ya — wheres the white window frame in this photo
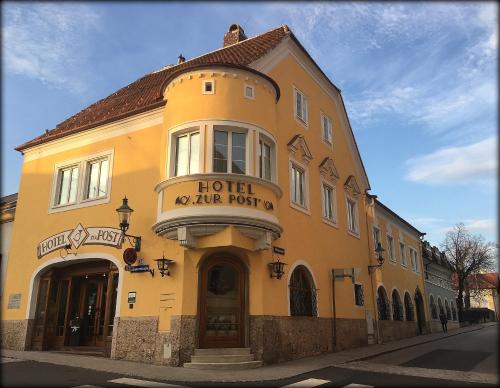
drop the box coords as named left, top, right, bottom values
left=321, top=112, right=333, bottom=146
left=53, top=164, right=80, bottom=207
left=320, top=179, right=337, bottom=227
left=409, top=247, right=419, bottom=273
left=373, top=227, right=381, bottom=253
left=49, top=149, right=114, bottom=214
left=387, top=234, right=396, bottom=263
left=289, top=158, right=310, bottom=214
left=244, top=84, right=255, bottom=100
left=346, top=194, right=360, bottom=237
left=400, top=241, right=408, bottom=267
left=293, top=86, right=308, bottom=127
left=212, top=126, right=248, bottom=175
left=172, top=130, right=201, bottom=177
left=202, top=80, right=215, bottom=95
left=82, top=156, right=111, bottom=202
left=258, top=135, right=274, bottom=182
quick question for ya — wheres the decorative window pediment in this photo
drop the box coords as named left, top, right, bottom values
left=344, top=175, right=360, bottom=198
left=287, top=134, right=313, bottom=164
left=319, top=157, right=339, bottom=183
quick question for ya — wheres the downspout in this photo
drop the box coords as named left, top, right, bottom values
left=331, top=270, right=337, bottom=351
left=365, top=192, right=380, bottom=344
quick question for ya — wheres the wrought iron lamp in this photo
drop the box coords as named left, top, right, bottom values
left=116, top=197, right=142, bottom=251
left=268, top=258, right=287, bottom=279
left=155, top=254, right=175, bottom=277
left=368, top=242, right=385, bottom=273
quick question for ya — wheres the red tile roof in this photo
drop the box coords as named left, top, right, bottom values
left=452, top=272, right=499, bottom=290
left=16, top=26, right=289, bottom=152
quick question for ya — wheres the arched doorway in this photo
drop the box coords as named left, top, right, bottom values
left=414, top=288, right=425, bottom=334
left=198, top=255, right=246, bottom=348
left=30, top=259, right=119, bottom=354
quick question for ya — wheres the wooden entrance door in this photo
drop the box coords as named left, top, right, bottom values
left=80, top=277, right=107, bottom=347
left=199, top=257, right=245, bottom=348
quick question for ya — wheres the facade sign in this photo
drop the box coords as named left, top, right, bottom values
left=7, top=293, right=21, bottom=309
left=273, top=246, right=285, bottom=255
left=37, top=224, right=124, bottom=259
left=175, top=180, right=274, bottom=211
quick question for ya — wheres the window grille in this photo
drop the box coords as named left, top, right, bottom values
left=377, top=288, right=390, bottom=320
left=392, top=292, right=403, bottom=321
left=404, top=294, right=414, bottom=321
left=354, top=284, right=364, bottom=306
left=289, top=266, right=317, bottom=316
left=430, top=296, right=438, bottom=319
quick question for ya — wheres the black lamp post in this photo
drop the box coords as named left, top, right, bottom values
left=155, top=254, right=175, bottom=277
left=269, top=258, right=287, bottom=279
left=116, top=197, right=142, bottom=251
left=368, top=242, right=385, bottom=273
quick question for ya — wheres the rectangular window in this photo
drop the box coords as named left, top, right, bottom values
left=322, top=114, right=332, bottom=144
left=259, top=139, right=272, bottom=181
left=347, top=198, right=358, bottom=233
left=55, top=165, right=79, bottom=205
left=175, top=132, right=199, bottom=176
left=322, top=184, right=334, bottom=220
left=213, top=129, right=246, bottom=174
left=354, top=284, right=364, bottom=306
left=373, top=227, right=381, bottom=250
left=400, top=242, right=407, bottom=266
left=387, top=235, right=395, bottom=262
left=291, top=164, right=305, bottom=207
left=203, top=80, right=214, bottom=94
left=244, top=84, right=254, bottom=99
left=410, top=248, right=419, bottom=272
left=84, top=158, right=109, bottom=200
left=295, top=88, right=308, bottom=124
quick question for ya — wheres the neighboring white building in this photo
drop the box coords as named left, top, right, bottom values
left=1, top=194, right=17, bottom=297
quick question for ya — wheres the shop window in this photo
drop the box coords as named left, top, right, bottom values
left=430, top=295, right=438, bottom=319
left=404, top=292, right=414, bottom=321
left=289, top=265, right=317, bottom=316
left=259, top=138, right=272, bottom=181
left=321, top=113, right=332, bottom=145
left=294, top=87, right=308, bottom=125
left=387, top=235, right=395, bottom=262
left=354, top=283, right=364, bottom=306
left=203, top=80, right=214, bottom=94
left=55, top=165, right=79, bottom=205
left=392, top=289, right=403, bottom=321
left=174, top=131, right=200, bottom=176
left=291, top=163, right=306, bottom=208
left=244, top=84, right=255, bottom=99
left=84, top=157, right=110, bottom=200
left=377, top=286, right=390, bottom=320
left=213, top=129, right=246, bottom=174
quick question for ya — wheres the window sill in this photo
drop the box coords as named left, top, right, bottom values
left=322, top=218, right=338, bottom=228
left=388, top=259, right=397, bottom=265
left=294, top=115, right=308, bottom=129
left=322, top=139, right=333, bottom=149
left=49, top=196, right=111, bottom=214
left=289, top=201, right=311, bottom=215
left=347, top=229, right=360, bottom=239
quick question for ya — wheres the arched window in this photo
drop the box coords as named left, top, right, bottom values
left=392, top=290, right=403, bottom=321
left=289, top=265, right=317, bottom=316
left=451, top=303, right=457, bottom=321
left=377, top=286, right=390, bottom=320
left=445, top=299, right=451, bottom=320
left=404, top=292, right=414, bottom=321
left=438, top=298, right=444, bottom=315
left=430, top=295, right=438, bottom=319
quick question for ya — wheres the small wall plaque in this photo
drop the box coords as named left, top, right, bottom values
left=8, top=293, right=21, bottom=309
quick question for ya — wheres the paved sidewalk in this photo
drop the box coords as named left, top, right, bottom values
left=2, top=322, right=497, bottom=383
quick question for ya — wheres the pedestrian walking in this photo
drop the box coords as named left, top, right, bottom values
left=439, top=311, right=448, bottom=333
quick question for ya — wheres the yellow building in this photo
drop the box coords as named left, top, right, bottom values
left=1, top=24, right=429, bottom=367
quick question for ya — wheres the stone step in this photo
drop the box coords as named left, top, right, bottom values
left=183, top=360, right=262, bottom=370
left=193, top=347, right=251, bottom=355
left=190, top=354, right=254, bottom=363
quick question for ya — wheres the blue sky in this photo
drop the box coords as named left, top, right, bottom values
left=2, top=2, right=497, bottom=247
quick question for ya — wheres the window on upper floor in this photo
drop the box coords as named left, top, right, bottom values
left=373, top=227, right=381, bottom=251
left=387, top=235, right=395, bottom=262
left=213, top=129, right=246, bottom=174
left=409, top=247, right=419, bottom=272
left=244, top=84, right=255, bottom=99
left=294, top=87, right=308, bottom=125
left=400, top=242, right=407, bottom=266
left=322, top=182, right=335, bottom=222
left=347, top=198, right=358, bottom=234
left=174, top=131, right=200, bottom=176
left=291, top=163, right=306, bottom=208
left=51, top=150, right=113, bottom=212
left=202, top=80, right=214, bottom=94
left=259, top=137, right=272, bottom=181
left=321, top=113, right=333, bottom=145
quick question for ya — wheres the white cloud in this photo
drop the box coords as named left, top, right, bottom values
left=405, top=136, right=497, bottom=185
left=2, top=3, right=101, bottom=93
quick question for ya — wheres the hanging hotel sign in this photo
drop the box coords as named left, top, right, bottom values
left=175, top=180, right=274, bottom=211
left=37, top=223, right=124, bottom=258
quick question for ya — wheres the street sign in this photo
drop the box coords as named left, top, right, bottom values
left=273, top=246, right=285, bottom=255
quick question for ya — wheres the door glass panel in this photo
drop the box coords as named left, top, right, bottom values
left=206, top=264, right=239, bottom=338
left=107, top=274, right=119, bottom=337
left=98, top=277, right=108, bottom=336
left=34, top=279, right=49, bottom=337
left=83, top=282, right=98, bottom=338
left=56, top=280, right=69, bottom=336
left=46, top=280, right=60, bottom=336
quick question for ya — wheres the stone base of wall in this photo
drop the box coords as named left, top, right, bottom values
left=334, top=318, right=368, bottom=351
left=1, top=319, right=32, bottom=350
left=111, top=315, right=196, bottom=366
left=378, top=320, right=418, bottom=342
left=430, top=320, right=460, bottom=333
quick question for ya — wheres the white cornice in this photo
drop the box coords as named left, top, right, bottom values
left=22, top=107, right=164, bottom=162
left=250, top=37, right=370, bottom=191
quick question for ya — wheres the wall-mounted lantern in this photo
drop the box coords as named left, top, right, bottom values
left=116, top=197, right=142, bottom=251
left=268, top=258, right=287, bottom=279
left=368, top=242, right=385, bottom=273
left=155, top=254, right=175, bottom=277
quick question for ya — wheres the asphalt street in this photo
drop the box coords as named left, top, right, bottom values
left=2, top=323, right=498, bottom=388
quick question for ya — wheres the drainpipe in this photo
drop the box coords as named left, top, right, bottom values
left=331, top=270, right=337, bottom=351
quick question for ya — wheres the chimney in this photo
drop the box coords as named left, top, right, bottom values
left=177, top=54, right=185, bottom=64
left=223, top=24, right=247, bottom=47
